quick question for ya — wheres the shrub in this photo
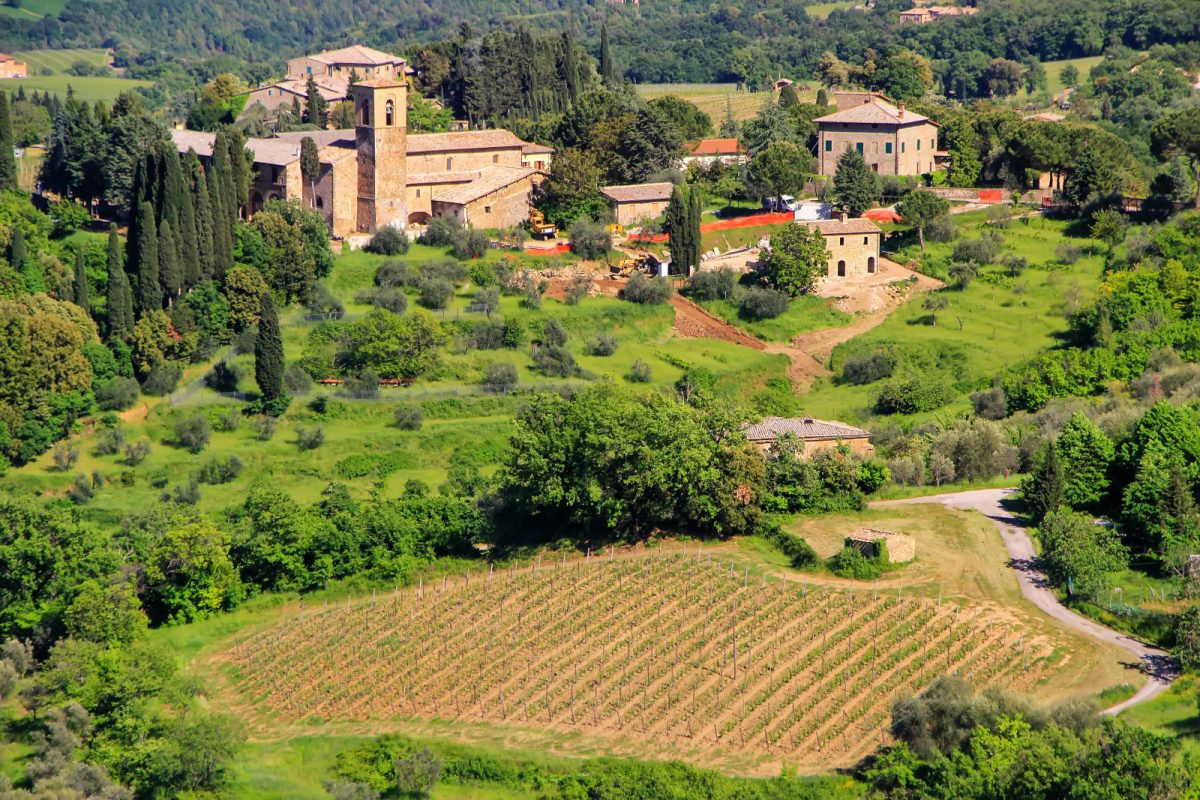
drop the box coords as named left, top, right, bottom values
left=356, top=286, right=409, bottom=314
left=874, top=374, right=954, bottom=414
left=95, top=377, right=140, bottom=411
left=67, top=473, right=93, bottom=505
left=465, top=319, right=506, bottom=350
left=472, top=287, right=500, bottom=317
left=568, top=219, right=611, bottom=259
left=623, top=273, right=673, bottom=305
left=841, top=351, right=894, bottom=385
left=452, top=228, right=491, bottom=260
left=417, top=278, right=455, bottom=310
left=170, top=478, right=200, bottom=505
left=971, top=385, right=1008, bottom=420
left=419, top=216, right=464, bottom=247
left=1002, top=254, right=1027, bottom=277
left=141, top=363, right=183, bottom=396
left=214, top=409, right=241, bottom=432
left=686, top=269, right=736, bottom=301
left=123, top=440, right=151, bottom=466
left=393, top=406, right=424, bottom=430
left=204, top=361, right=243, bottom=393
left=53, top=441, right=79, bottom=472
left=541, top=318, right=568, bottom=346
left=586, top=333, right=618, bottom=356
left=420, top=258, right=468, bottom=284
left=363, top=226, right=410, bottom=256
left=174, top=415, right=212, bottom=453
left=924, top=216, right=957, bottom=243
left=283, top=362, right=313, bottom=393
left=626, top=359, right=652, bottom=383
left=374, top=260, right=415, bottom=288
left=296, top=426, right=325, bottom=450
left=343, top=370, right=380, bottom=399
left=306, top=283, right=345, bottom=319
left=531, top=344, right=578, bottom=377
left=827, top=545, right=882, bottom=579
left=761, top=525, right=819, bottom=568
left=1055, top=243, right=1081, bottom=264
left=501, top=319, right=526, bottom=349
left=565, top=274, right=593, bottom=305
left=482, top=362, right=518, bottom=392
left=468, top=263, right=497, bottom=287
left=739, top=286, right=789, bottom=320
left=952, top=236, right=1001, bottom=266
left=519, top=276, right=542, bottom=309
left=197, top=455, right=242, bottom=484
left=94, top=426, right=126, bottom=456
left=252, top=415, right=277, bottom=441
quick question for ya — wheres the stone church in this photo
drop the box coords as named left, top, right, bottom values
left=173, top=59, right=551, bottom=238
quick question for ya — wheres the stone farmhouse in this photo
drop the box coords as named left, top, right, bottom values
left=0, top=53, right=27, bottom=80
left=601, top=182, right=674, bottom=227
left=807, top=215, right=883, bottom=278
left=238, top=45, right=408, bottom=118
left=898, top=5, right=979, bottom=23
left=743, top=416, right=873, bottom=457
left=815, top=98, right=940, bottom=177
left=174, top=74, right=551, bottom=237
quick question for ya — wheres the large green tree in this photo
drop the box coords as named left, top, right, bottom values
left=1037, top=507, right=1127, bottom=597
left=1152, top=108, right=1200, bottom=208
left=0, top=91, right=16, bottom=191
left=1056, top=412, right=1113, bottom=508
left=105, top=223, right=134, bottom=339
left=1022, top=441, right=1064, bottom=524
left=599, top=23, right=619, bottom=87
left=759, top=222, right=828, bottom=296
left=664, top=184, right=701, bottom=276
left=72, top=246, right=89, bottom=312
left=896, top=189, right=949, bottom=250
left=134, top=201, right=162, bottom=313
left=744, top=141, right=811, bottom=201
left=831, top=148, right=880, bottom=216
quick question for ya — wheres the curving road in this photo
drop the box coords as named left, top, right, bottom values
left=881, top=488, right=1178, bottom=714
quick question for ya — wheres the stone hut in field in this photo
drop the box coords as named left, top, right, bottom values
left=845, top=529, right=915, bottom=564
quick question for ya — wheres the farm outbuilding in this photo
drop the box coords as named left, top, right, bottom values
left=845, top=529, right=916, bottom=564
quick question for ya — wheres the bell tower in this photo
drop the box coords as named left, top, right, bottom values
left=351, top=78, right=408, bottom=232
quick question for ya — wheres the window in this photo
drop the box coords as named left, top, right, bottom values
left=863, top=236, right=868, bottom=244
left=267, top=90, right=272, bottom=96
left=837, top=260, right=846, bottom=277
left=856, top=142, right=864, bottom=154
left=824, top=139, right=832, bottom=152
left=917, top=139, right=921, bottom=150
left=447, top=157, right=453, bottom=170
left=492, top=154, right=499, bottom=164
left=901, top=142, right=906, bottom=153
left=315, top=197, right=324, bottom=209
left=416, top=188, right=421, bottom=198
left=885, top=142, right=892, bottom=154
left=484, top=205, right=492, bottom=214
left=306, top=66, right=312, bottom=74
left=931, top=138, right=936, bottom=149
left=360, top=100, right=370, bottom=126
left=385, top=99, right=394, bottom=126
left=839, top=237, right=845, bottom=246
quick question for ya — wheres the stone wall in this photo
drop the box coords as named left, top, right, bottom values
left=460, top=175, right=538, bottom=229
left=818, top=120, right=938, bottom=177
left=406, top=146, right=523, bottom=175
left=611, top=199, right=669, bottom=227
left=824, top=231, right=881, bottom=279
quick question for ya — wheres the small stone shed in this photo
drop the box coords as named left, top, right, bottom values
left=845, top=529, right=916, bottom=564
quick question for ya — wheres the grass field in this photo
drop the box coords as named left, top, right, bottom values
left=0, top=0, right=66, bottom=20
left=1043, top=56, right=1105, bottom=95
left=805, top=1, right=857, bottom=19
left=13, top=48, right=109, bottom=75
left=0, top=75, right=152, bottom=103
left=634, top=83, right=798, bottom=125
left=800, top=211, right=1107, bottom=423
left=698, top=295, right=852, bottom=342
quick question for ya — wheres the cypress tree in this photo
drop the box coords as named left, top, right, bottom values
left=227, top=127, right=251, bottom=216
left=254, top=291, right=285, bottom=408
left=0, top=91, right=16, bottom=191
left=599, top=23, right=619, bottom=87
left=180, top=184, right=201, bottom=288
left=194, top=166, right=216, bottom=280
left=9, top=226, right=25, bottom=271
left=159, top=148, right=186, bottom=239
left=73, top=247, right=89, bottom=311
left=134, top=201, right=162, bottom=313
left=304, top=78, right=328, bottom=128
left=105, top=223, right=134, bottom=339
left=209, top=134, right=235, bottom=275
left=1025, top=442, right=1065, bottom=524
left=687, top=186, right=703, bottom=275
left=561, top=31, right=579, bottom=105
left=664, top=185, right=686, bottom=274
left=158, top=218, right=182, bottom=302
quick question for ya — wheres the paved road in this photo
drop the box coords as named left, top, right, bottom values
left=881, top=488, right=1178, bottom=715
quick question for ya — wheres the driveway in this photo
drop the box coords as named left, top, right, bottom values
left=880, top=488, right=1178, bottom=714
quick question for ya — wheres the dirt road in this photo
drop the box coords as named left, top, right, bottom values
left=880, top=488, right=1178, bottom=714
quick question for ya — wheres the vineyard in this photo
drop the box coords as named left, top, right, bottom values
left=216, top=549, right=1057, bottom=768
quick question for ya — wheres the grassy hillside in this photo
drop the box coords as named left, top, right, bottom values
left=0, top=75, right=152, bottom=102
left=0, top=0, right=66, bottom=21
left=634, top=84, right=787, bottom=125
left=13, top=47, right=110, bottom=75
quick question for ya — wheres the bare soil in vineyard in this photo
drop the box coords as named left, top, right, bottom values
left=192, top=511, right=1138, bottom=776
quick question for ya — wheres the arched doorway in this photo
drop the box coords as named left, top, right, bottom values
left=251, top=191, right=264, bottom=214
left=315, top=197, right=324, bottom=210
left=837, top=260, right=846, bottom=277
left=408, top=211, right=431, bottom=225
left=867, top=256, right=876, bottom=274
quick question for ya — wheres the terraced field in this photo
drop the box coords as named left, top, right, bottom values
left=214, top=550, right=1057, bottom=769
left=634, top=84, right=803, bottom=124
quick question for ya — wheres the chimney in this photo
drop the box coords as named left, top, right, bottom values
left=898, top=102, right=905, bottom=119
left=839, top=211, right=848, bottom=223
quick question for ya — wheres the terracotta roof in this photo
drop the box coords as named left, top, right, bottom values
left=407, top=129, right=528, bottom=154
left=743, top=416, right=871, bottom=442
left=272, top=129, right=355, bottom=148
left=522, top=142, right=555, bottom=155
left=815, top=99, right=934, bottom=126
left=691, top=138, right=744, bottom=156
left=433, top=166, right=538, bottom=206
left=805, top=217, right=882, bottom=236
left=260, top=79, right=347, bottom=102
left=307, top=45, right=404, bottom=67
left=601, top=182, right=675, bottom=204
left=407, top=170, right=486, bottom=186
left=170, top=129, right=302, bottom=166
left=0, top=54, right=18, bottom=63
left=353, top=78, right=406, bottom=89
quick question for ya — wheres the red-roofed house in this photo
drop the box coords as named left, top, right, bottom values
left=0, top=53, right=27, bottom=79
left=683, top=138, right=748, bottom=167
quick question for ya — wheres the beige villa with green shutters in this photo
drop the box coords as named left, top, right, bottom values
left=815, top=97, right=940, bottom=177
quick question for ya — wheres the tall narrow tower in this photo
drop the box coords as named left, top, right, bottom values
left=350, top=78, right=408, bottom=233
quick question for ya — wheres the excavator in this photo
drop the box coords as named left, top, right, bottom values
left=610, top=252, right=650, bottom=277
left=528, top=207, right=557, bottom=240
